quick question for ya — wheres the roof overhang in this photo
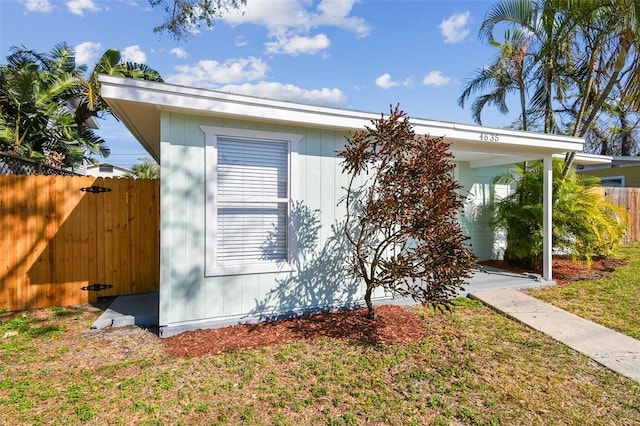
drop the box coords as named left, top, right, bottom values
left=579, top=155, right=640, bottom=171
left=98, top=75, right=585, bottom=166
left=554, top=153, right=613, bottom=166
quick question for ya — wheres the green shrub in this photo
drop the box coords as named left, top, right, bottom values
left=493, top=159, right=627, bottom=268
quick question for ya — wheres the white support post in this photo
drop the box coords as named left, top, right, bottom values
left=542, top=155, right=553, bottom=282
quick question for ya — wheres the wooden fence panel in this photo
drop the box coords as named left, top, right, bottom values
left=0, top=175, right=159, bottom=311
left=593, top=187, right=640, bottom=245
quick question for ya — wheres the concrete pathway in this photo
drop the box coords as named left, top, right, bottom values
left=91, top=292, right=159, bottom=329
left=470, top=288, right=640, bottom=383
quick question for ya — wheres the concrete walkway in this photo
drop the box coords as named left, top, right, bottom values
left=470, top=288, right=640, bottom=383
left=91, top=292, right=159, bottom=329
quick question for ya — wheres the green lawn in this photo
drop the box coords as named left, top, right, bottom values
left=1, top=298, right=639, bottom=424
left=527, top=244, right=640, bottom=340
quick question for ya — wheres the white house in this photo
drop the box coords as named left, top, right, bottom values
left=99, top=76, right=585, bottom=336
left=85, top=162, right=133, bottom=178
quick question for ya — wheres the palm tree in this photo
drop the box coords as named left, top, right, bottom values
left=76, top=48, right=163, bottom=127
left=124, top=157, right=160, bottom=179
left=492, top=159, right=627, bottom=269
left=458, top=27, right=531, bottom=130
left=562, top=0, right=640, bottom=175
left=1, top=43, right=163, bottom=168
left=479, top=0, right=579, bottom=134
left=0, top=60, right=84, bottom=162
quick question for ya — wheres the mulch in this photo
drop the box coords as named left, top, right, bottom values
left=163, top=305, right=429, bottom=357
left=479, top=257, right=627, bottom=285
left=163, top=256, right=626, bottom=358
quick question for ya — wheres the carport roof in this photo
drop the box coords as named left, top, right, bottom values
left=99, top=75, right=585, bottom=166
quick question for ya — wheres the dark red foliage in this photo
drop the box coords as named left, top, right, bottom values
left=338, top=105, right=477, bottom=317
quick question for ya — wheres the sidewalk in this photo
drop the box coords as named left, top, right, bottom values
left=470, top=288, right=640, bottom=383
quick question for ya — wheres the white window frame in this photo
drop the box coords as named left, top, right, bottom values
left=202, top=126, right=300, bottom=276
left=599, top=175, right=625, bottom=188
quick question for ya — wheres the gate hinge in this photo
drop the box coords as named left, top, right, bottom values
left=80, top=186, right=112, bottom=193
left=81, top=283, right=113, bottom=291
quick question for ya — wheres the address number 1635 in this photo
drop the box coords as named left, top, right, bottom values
left=479, top=133, right=500, bottom=142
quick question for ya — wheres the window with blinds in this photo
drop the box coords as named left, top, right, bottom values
left=203, top=126, right=300, bottom=276
left=216, top=138, right=289, bottom=265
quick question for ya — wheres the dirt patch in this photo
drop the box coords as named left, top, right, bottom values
left=163, top=304, right=429, bottom=357
left=479, top=256, right=627, bottom=285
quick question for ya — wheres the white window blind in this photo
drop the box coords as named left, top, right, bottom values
left=216, top=137, right=289, bottom=265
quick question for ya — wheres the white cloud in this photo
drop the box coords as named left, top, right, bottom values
left=121, top=45, right=147, bottom=63
left=24, top=0, right=53, bottom=13
left=224, top=0, right=369, bottom=35
left=313, top=0, right=370, bottom=37
left=75, top=41, right=102, bottom=65
left=166, top=55, right=345, bottom=107
left=375, top=73, right=412, bottom=89
left=376, top=74, right=399, bottom=89
left=167, top=57, right=268, bottom=86
left=170, top=47, right=188, bottom=59
left=218, top=81, right=347, bottom=107
left=422, top=71, right=451, bottom=87
left=439, top=11, right=470, bottom=44
left=223, top=0, right=370, bottom=55
left=266, top=34, right=330, bottom=55
left=235, top=36, right=248, bottom=47
left=66, top=0, right=100, bottom=16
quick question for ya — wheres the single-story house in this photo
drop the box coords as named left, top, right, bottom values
left=85, top=162, right=133, bottom=178
left=577, top=156, right=640, bottom=187
left=99, top=76, right=585, bottom=336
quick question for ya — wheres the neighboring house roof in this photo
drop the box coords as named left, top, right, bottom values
left=98, top=75, right=585, bottom=167
left=86, top=162, right=133, bottom=178
left=577, top=156, right=640, bottom=187
left=578, top=155, right=640, bottom=171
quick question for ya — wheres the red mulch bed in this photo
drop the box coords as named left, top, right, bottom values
left=164, top=305, right=429, bottom=357
left=163, top=256, right=626, bottom=358
left=480, top=257, right=627, bottom=285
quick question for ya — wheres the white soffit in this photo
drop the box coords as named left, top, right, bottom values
left=553, top=153, right=613, bottom=165
left=99, top=76, right=585, bottom=164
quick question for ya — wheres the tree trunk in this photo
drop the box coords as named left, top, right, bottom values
left=364, top=286, right=377, bottom=319
left=619, top=109, right=634, bottom=156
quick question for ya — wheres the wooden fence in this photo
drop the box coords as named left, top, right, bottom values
left=593, top=187, right=640, bottom=245
left=0, top=175, right=159, bottom=311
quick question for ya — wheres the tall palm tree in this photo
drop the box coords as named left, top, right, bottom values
left=562, top=0, right=640, bottom=175
left=479, top=0, right=579, bottom=134
left=458, top=27, right=531, bottom=130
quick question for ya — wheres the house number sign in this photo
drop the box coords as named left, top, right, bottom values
left=479, top=132, right=500, bottom=142
left=480, top=133, right=500, bottom=142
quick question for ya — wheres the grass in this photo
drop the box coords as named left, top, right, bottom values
left=527, top=244, right=640, bottom=340
left=1, top=298, right=639, bottom=424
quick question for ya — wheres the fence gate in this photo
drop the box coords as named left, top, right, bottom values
left=0, top=175, right=159, bottom=311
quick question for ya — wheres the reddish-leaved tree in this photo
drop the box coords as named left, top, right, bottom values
left=338, top=105, right=477, bottom=319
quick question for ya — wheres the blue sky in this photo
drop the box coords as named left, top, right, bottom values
left=1, top=0, right=515, bottom=168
